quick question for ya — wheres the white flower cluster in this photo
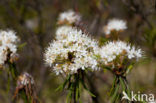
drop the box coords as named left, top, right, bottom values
left=55, top=26, right=73, bottom=40
left=104, top=19, right=127, bottom=35
left=45, top=27, right=99, bottom=75
left=0, top=30, right=19, bottom=65
left=58, top=10, right=81, bottom=25
left=46, top=11, right=143, bottom=75
left=17, top=72, right=34, bottom=86
left=99, top=41, right=142, bottom=65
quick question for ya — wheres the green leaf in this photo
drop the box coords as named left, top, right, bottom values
left=7, top=74, right=11, bottom=94
left=119, top=77, right=126, bottom=91
left=76, top=77, right=80, bottom=101
left=87, top=90, right=96, bottom=97
left=127, top=86, right=131, bottom=98
left=109, top=76, right=117, bottom=96
left=111, top=84, right=120, bottom=103
left=76, top=86, right=79, bottom=101
left=18, top=42, right=27, bottom=50
left=55, top=75, right=71, bottom=92
left=80, top=79, right=96, bottom=97
left=66, top=90, right=72, bottom=103
left=126, top=64, right=133, bottom=74
left=55, top=84, right=63, bottom=92
left=11, top=67, right=16, bottom=79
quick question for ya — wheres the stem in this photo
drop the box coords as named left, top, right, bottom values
left=86, top=73, right=100, bottom=103
left=7, top=61, right=19, bottom=103
left=73, top=86, right=76, bottom=103
left=110, top=76, right=120, bottom=103
left=67, top=70, right=99, bottom=103
left=73, top=74, right=77, bottom=103
left=8, top=61, right=33, bottom=103
left=8, top=61, right=18, bottom=80
left=20, top=90, right=32, bottom=103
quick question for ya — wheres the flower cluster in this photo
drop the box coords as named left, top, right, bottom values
left=57, top=10, right=81, bottom=25
left=99, top=41, right=142, bottom=68
left=17, top=72, right=34, bottom=86
left=55, top=26, right=73, bottom=40
left=45, top=27, right=99, bottom=75
left=45, top=11, right=143, bottom=76
left=14, top=72, right=35, bottom=101
left=103, top=19, right=127, bottom=35
left=0, top=30, right=19, bottom=66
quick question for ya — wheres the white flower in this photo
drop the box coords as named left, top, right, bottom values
left=99, top=41, right=142, bottom=66
left=58, top=10, right=81, bottom=24
left=44, top=27, right=99, bottom=75
left=0, top=47, right=7, bottom=65
left=55, top=26, right=73, bottom=40
left=104, top=19, right=127, bottom=35
left=0, top=30, right=19, bottom=65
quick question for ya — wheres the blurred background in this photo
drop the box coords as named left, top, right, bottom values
left=0, top=0, right=156, bottom=103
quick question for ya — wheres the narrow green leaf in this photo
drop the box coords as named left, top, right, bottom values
left=109, top=76, right=117, bottom=96
left=126, top=64, right=133, bottom=74
left=55, top=84, right=63, bottom=92
left=87, top=90, right=96, bottom=97
left=18, top=42, right=27, bottom=50
left=119, top=77, right=126, bottom=91
left=80, top=79, right=96, bottom=97
left=76, top=86, right=79, bottom=101
left=111, top=84, right=119, bottom=103
left=66, top=90, right=72, bottom=103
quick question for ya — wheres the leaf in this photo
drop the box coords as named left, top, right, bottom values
left=80, top=79, right=96, bottom=97
left=11, top=67, right=16, bottom=79
left=110, top=84, right=119, bottom=103
left=119, top=77, right=126, bottom=91
left=126, top=83, right=131, bottom=98
left=87, top=90, right=96, bottom=97
left=76, top=78, right=80, bottom=101
left=64, top=75, right=71, bottom=87
left=55, top=75, right=71, bottom=92
left=126, top=64, right=133, bottom=74
left=7, top=74, right=11, bottom=94
left=55, top=84, right=63, bottom=92
left=66, top=90, right=72, bottom=103
left=76, top=86, right=79, bottom=101
left=18, top=42, right=27, bottom=50
left=109, top=76, right=117, bottom=96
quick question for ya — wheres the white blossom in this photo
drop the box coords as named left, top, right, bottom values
left=104, top=19, right=127, bottom=35
left=99, top=41, right=142, bottom=65
left=0, top=30, right=19, bottom=65
left=58, top=10, right=81, bottom=25
left=44, top=27, right=99, bottom=75
left=55, top=26, right=73, bottom=40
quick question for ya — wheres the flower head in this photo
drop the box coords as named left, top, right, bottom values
left=45, top=27, right=99, bottom=75
left=99, top=41, right=142, bottom=67
left=17, top=72, right=34, bottom=86
left=57, top=10, right=81, bottom=25
left=55, top=26, right=73, bottom=40
left=14, top=72, right=36, bottom=101
left=103, top=19, right=127, bottom=35
left=0, top=30, right=19, bottom=66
